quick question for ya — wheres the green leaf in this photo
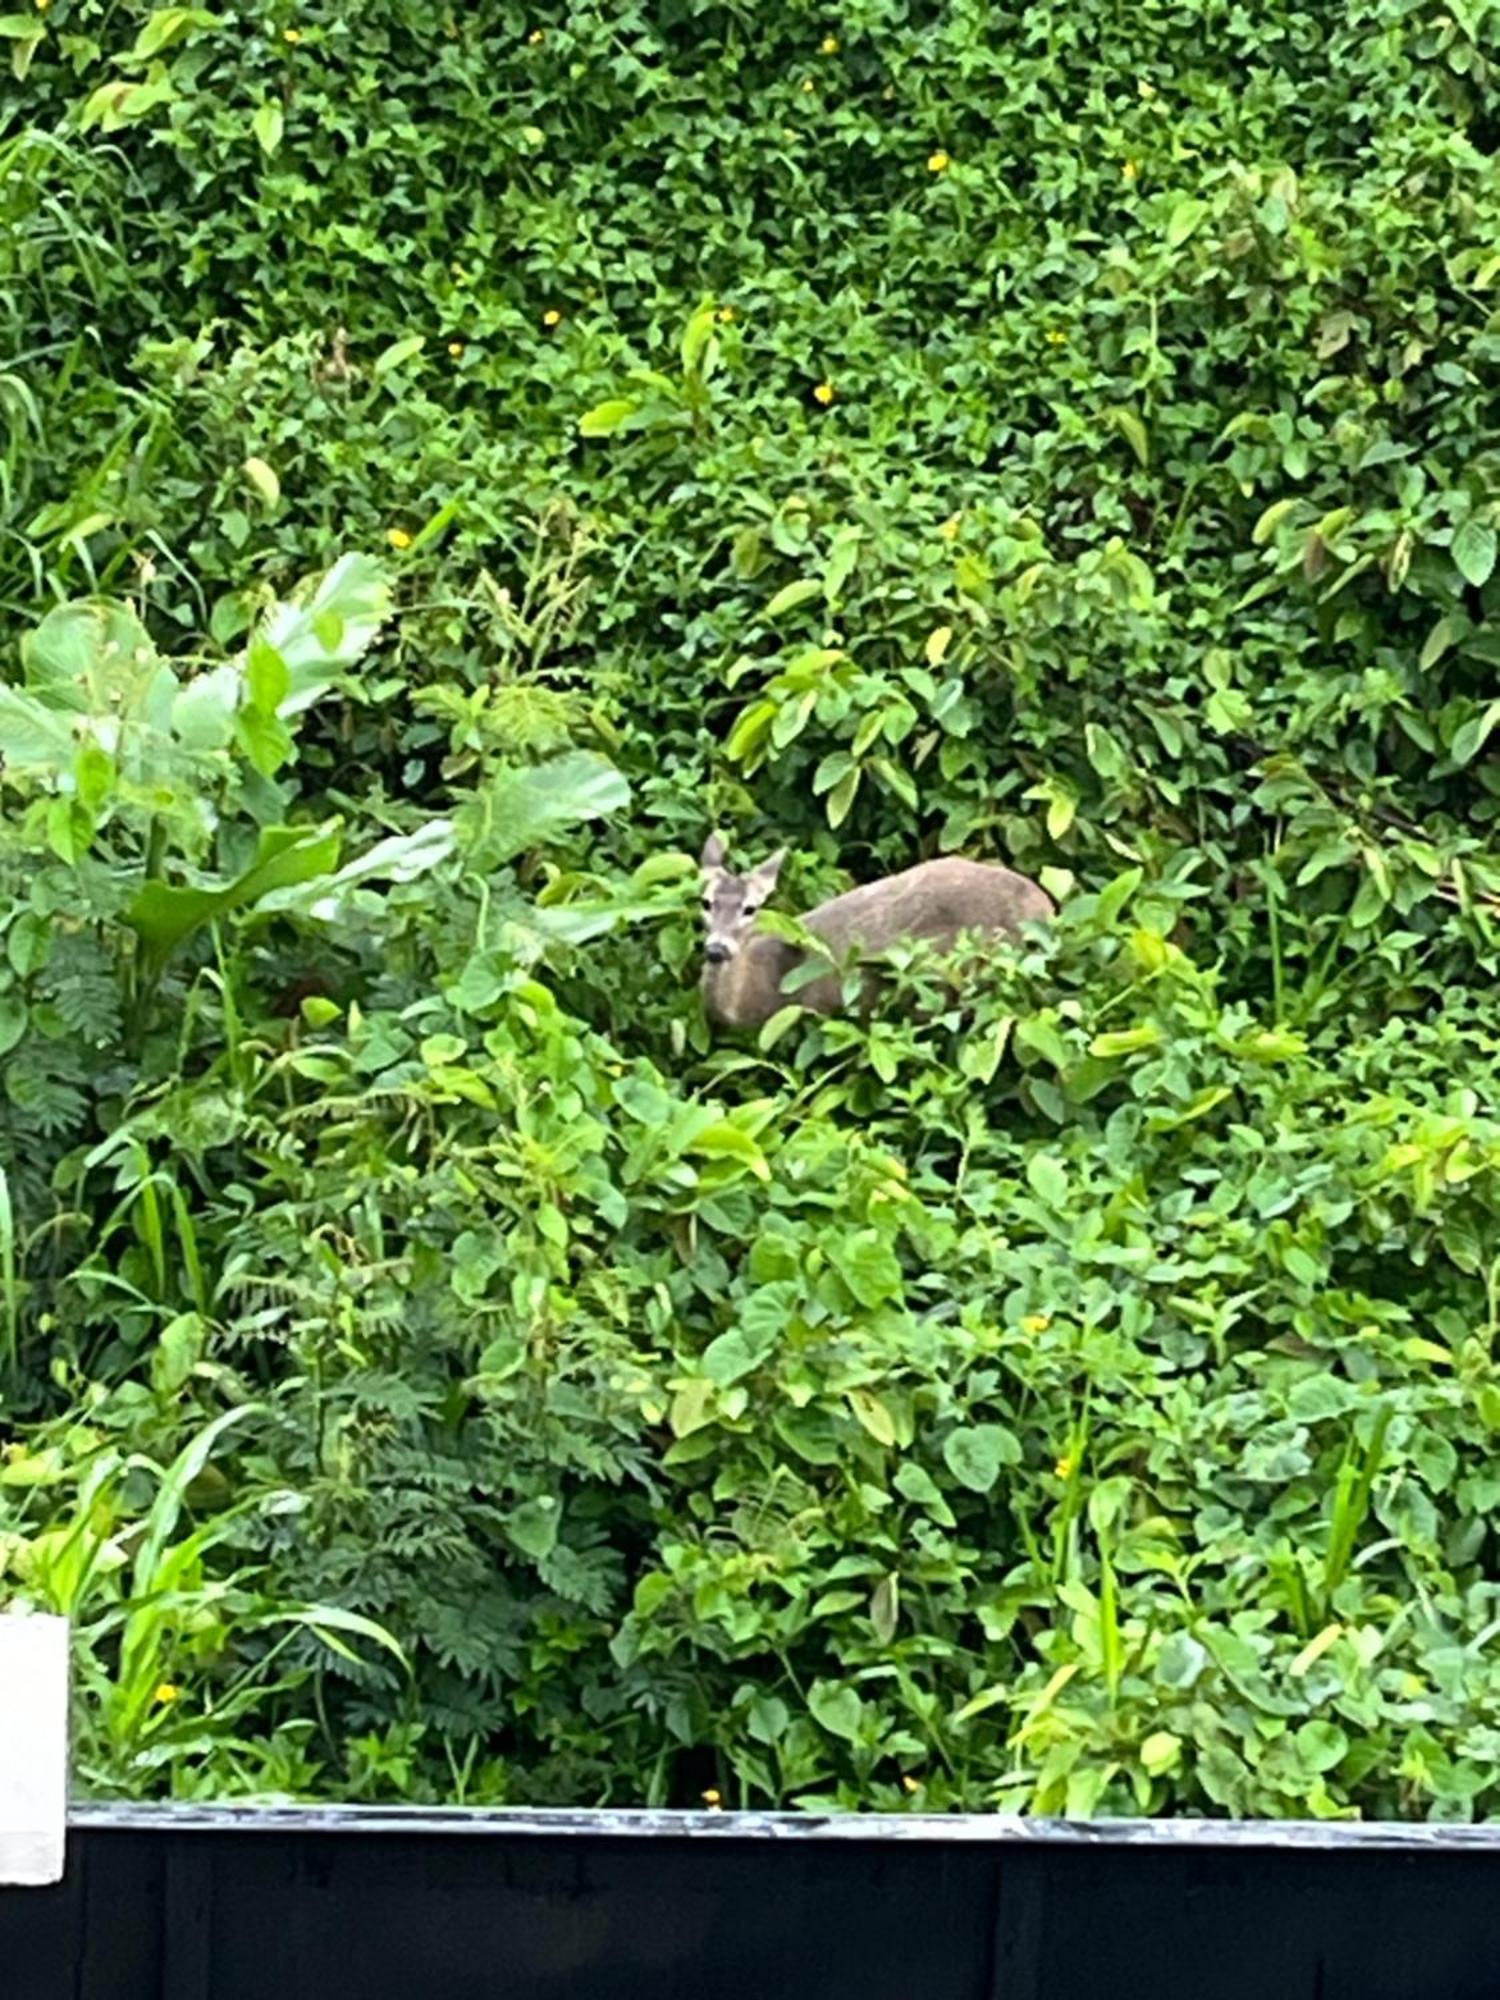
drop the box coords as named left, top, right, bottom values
left=764, top=577, right=823, bottom=618
left=506, top=1495, right=560, bottom=1561
left=127, top=7, right=217, bottom=61
left=456, top=750, right=629, bottom=868
left=808, top=1682, right=864, bottom=1741
left=251, top=100, right=284, bottom=157
left=126, top=822, right=343, bottom=970
left=578, top=397, right=641, bottom=438
left=1165, top=197, right=1210, bottom=248
left=1450, top=699, right=1500, bottom=768
left=1155, top=1630, right=1207, bottom=1690
left=848, top=1387, right=897, bottom=1447
left=828, top=1230, right=903, bottom=1308
left=373, top=334, right=425, bottom=377
left=243, top=454, right=280, bottom=505
left=1453, top=518, right=1497, bottom=589
left=1110, top=407, right=1150, bottom=468
left=942, top=1423, right=1020, bottom=1494
left=1026, top=1153, right=1069, bottom=1208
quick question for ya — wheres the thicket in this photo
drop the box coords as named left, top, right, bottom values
left=5, top=0, right=1500, bottom=1819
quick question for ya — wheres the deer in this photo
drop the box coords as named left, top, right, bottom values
left=698, top=835, right=1054, bottom=1031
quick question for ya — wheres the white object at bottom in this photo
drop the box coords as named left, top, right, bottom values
left=0, top=1613, right=68, bottom=1885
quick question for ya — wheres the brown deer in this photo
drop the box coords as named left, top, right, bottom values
left=698, top=835, right=1053, bottom=1030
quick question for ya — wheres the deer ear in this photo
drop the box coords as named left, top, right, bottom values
left=748, top=847, right=787, bottom=893
left=700, top=833, right=727, bottom=871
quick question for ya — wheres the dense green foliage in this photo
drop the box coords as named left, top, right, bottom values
left=6, top=0, right=1500, bottom=1819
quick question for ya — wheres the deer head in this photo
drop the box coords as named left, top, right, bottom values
left=699, top=834, right=787, bottom=966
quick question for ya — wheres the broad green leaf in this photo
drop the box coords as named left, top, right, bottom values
left=126, top=822, right=343, bottom=968
left=764, top=577, right=823, bottom=618
left=1453, top=518, right=1497, bottom=589
left=251, top=100, right=283, bottom=157
left=808, top=1682, right=864, bottom=1741
left=506, top=1495, right=560, bottom=1561
left=942, top=1423, right=1020, bottom=1494
left=243, top=454, right=280, bottom=505
left=373, top=334, right=425, bottom=377
left=1165, top=197, right=1210, bottom=248
left=457, top=751, right=629, bottom=868
left=579, top=397, right=641, bottom=438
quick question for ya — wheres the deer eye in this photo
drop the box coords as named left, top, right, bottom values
left=743, top=901, right=760, bottom=916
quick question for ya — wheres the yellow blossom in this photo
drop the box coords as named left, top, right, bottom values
left=717, top=304, right=736, bottom=323
left=283, top=25, right=301, bottom=41
left=528, top=27, right=544, bottom=43
left=927, top=149, right=951, bottom=173
left=542, top=308, right=562, bottom=327
left=938, top=513, right=962, bottom=541
left=34, top=0, right=49, bottom=11
left=153, top=1683, right=181, bottom=1705
left=701, top=1788, right=723, bottom=1808
left=1122, top=159, right=1138, bottom=180
left=821, top=33, right=840, bottom=53
left=387, top=528, right=412, bottom=550
left=1046, top=329, right=1067, bottom=346
left=1022, top=1314, right=1051, bottom=1333
left=802, top=77, right=815, bottom=92
left=812, top=381, right=835, bottom=405
left=901, top=1774, right=921, bottom=1794
left=448, top=340, right=465, bottom=357
left=1054, top=1456, right=1074, bottom=1480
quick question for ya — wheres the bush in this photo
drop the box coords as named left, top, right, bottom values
left=5, top=0, right=1500, bottom=1818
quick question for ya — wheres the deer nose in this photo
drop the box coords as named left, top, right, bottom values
left=705, top=940, right=732, bottom=963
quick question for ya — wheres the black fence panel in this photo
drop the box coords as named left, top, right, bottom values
left=5, top=1807, right=1500, bottom=2000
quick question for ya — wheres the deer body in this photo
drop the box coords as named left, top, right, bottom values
left=699, top=841, right=1053, bottom=1031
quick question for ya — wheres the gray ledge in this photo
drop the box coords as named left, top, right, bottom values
left=65, top=1803, right=1500, bottom=1850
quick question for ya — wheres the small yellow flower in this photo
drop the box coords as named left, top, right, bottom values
left=1054, top=1456, right=1074, bottom=1480
left=701, top=1787, right=723, bottom=1808
left=717, top=305, right=736, bottom=324
left=282, top=25, right=301, bottom=41
left=542, top=308, right=562, bottom=327
left=802, top=77, right=815, bottom=92
left=1046, top=329, right=1068, bottom=346
left=153, top=1683, right=180, bottom=1705
left=34, top=0, right=49, bottom=12
left=812, top=381, right=835, bottom=406
left=527, top=27, right=544, bottom=43
left=1122, top=159, right=1139, bottom=180
left=821, top=33, right=840, bottom=53
left=387, top=528, right=412, bottom=550
left=938, top=513, right=962, bottom=542
left=448, top=340, right=465, bottom=358
left=927, top=149, right=951, bottom=173
left=1022, top=1314, right=1051, bottom=1333
left=901, top=1774, right=921, bottom=1794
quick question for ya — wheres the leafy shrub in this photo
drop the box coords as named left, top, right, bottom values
left=5, top=0, right=1500, bottom=1817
